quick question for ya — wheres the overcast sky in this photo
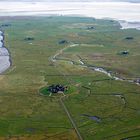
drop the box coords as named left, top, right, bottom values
left=0, top=0, right=139, bottom=2
left=0, top=0, right=140, bottom=24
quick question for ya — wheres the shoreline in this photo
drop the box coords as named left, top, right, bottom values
left=0, top=1, right=140, bottom=30
left=0, top=30, right=11, bottom=74
left=0, top=16, right=139, bottom=31
left=0, top=15, right=140, bottom=31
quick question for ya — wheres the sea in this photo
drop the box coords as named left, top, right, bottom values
left=0, top=1, right=140, bottom=28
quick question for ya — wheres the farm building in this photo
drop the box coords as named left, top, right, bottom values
left=118, top=50, right=129, bottom=55
left=59, top=40, right=68, bottom=44
left=87, top=26, right=95, bottom=30
left=48, top=84, right=68, bottom=94
left=125, top=37, right=134, bottom=40
left=24, top=37, right=34, bottom=41
left=121, top=51, right=129, bottom=55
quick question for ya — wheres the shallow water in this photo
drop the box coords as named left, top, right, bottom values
left=119, top=20, right=140, bottom=30
left=0, top=31, right=11, bottom=74
left=0, top=2, right=139, bottom=22
left=0, top=56, right=10, bottom=73
left=0, top=2, right=140, bottom=29
left=0, top=48, right=9, bottom=56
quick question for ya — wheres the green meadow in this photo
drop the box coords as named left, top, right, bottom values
left=0, top=16, right=140, bottom=140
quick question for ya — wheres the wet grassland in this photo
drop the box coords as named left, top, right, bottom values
left=0, top=16, right=140, bottom=140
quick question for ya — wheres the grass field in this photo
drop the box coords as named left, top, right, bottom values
left=0, top=16, right=140, bottom=140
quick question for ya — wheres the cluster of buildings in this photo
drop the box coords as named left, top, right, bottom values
left=48, top=84, right=68, bottom=94
left=120, top=50, right=129, bottom=55
left=125, top=36, right=134, bottom=40
left=0, top=31, right=4, bottom=48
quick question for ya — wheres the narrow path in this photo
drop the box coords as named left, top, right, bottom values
left=59, top=96, right=83, bottom=140
left=50, top=44, right=83, bottom=140
left=51, top=43, right=79, bottom=62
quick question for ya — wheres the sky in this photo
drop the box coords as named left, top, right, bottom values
left=0, top=0, right=140, bottom=26
left=0, top=0, right=139, bottom=2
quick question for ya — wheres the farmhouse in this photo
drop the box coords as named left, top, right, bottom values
left=119, top=50, right=129, bottom=55
left=59, top=40, right=68, bottom=44
left=125, top=37, right=134, bottom=40
left=24, top=37, right=34, bottom=41
left=134, top=79, right=140, bottom=84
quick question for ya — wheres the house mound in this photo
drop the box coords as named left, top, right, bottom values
left=40, top=84, right=69, bottom=96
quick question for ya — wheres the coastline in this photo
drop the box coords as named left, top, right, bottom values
left=0, top=2, right=140, bottom=30
left=0, top=30, right=11, bottom=74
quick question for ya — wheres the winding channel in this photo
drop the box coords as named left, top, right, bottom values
left=0, top=30, right=11, bottom=74
left=51, top=43, right=140, bottom=86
